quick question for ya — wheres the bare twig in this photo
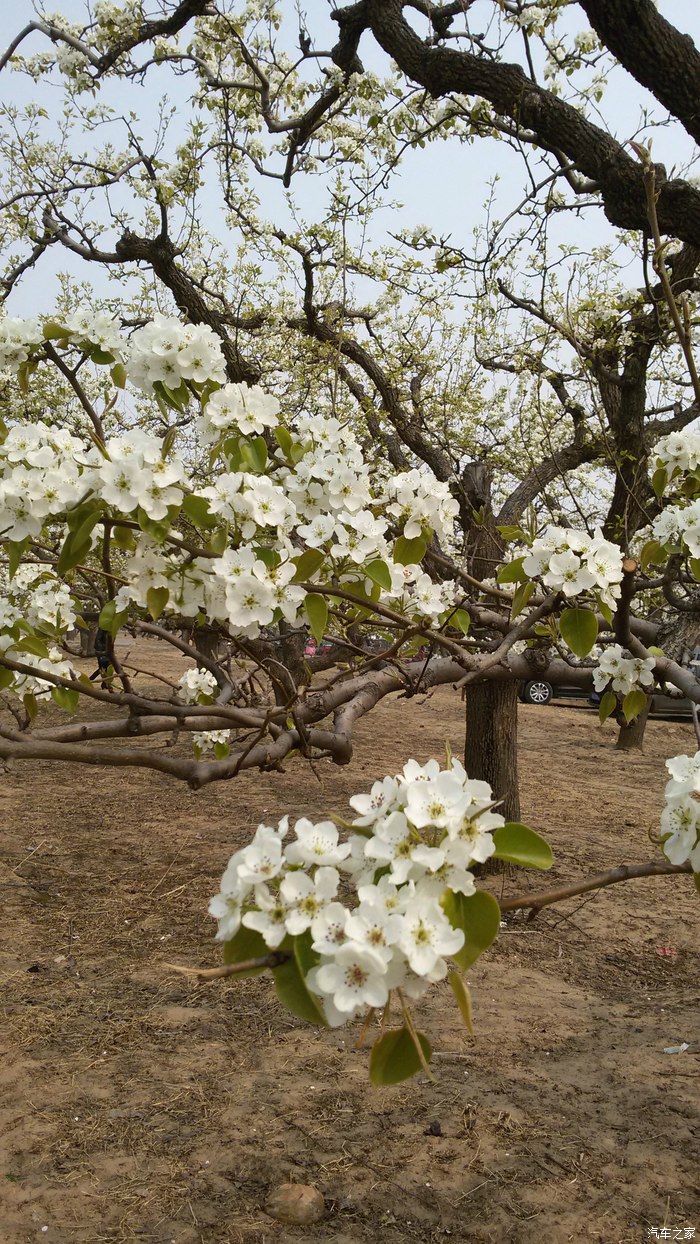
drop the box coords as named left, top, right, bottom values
left=500, top=859, right=693, bottom=917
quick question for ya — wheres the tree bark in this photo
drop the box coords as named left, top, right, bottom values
left=465, top=680, right=521, bottom=822
left=191, top=625, right=222, bottom=663
left=79, top=623, right=97, bottom=658
left=615, top=699, right=651, bottom=751
left=362, top=0, right=700, bottom=245
left=460, top=462, right=521, bottom=822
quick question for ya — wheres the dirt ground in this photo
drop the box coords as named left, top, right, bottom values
left=1, top=639, right=699, bottom=1244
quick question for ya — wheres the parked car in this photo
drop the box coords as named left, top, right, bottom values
left=519, top=680, right=600, bottom=706
left=519, top=679, right=696, bottom=720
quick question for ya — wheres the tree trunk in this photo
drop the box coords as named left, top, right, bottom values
left=192, top=625, right=222, bottom=663
left=460, top=461, right=522, bottom=825
left=615, top=699, right=651, bottom=751
left=465, top=680, right=521, bottom=822
left=79, top=623, right=97, bottom=658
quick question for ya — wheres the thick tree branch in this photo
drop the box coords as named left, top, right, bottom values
left=580, top=0, right=700, bottom=148
left=358, top=0, right=700, bottom=244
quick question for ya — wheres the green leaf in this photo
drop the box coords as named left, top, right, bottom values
left=207, top=526, right=229, bottom=556
left=182, top=494, right=217, bottom=529
left=110, top=362, right=127, bottom=389
left=292, top=547, right=325, bottom=583
left=146, top=586, right=169, bottom=621
left=222, top=924, right=270, bottom=976
left=451, top=608, right=471, bottom=635
left=690, top=558, right=700, bottom=583
left=441, top=889, right=501, bottom=970
left=98, top=600, right=127, bottom=639
left=305, top=593, right=328, bottom=645
left=496, top=524, right=525, bottom=543
left=222, top=435, right=243, bottom=471
left=559, top=607, right=598, bottom=658
left=0, top=666, right=15, bottom=690
left=240, top=435, right=267, bottom=473
left=651, top=465, right=668, bottom=499
left=496, top=556, right=527, bottom=585
left=274, top=426, right=293, bottom=458
left=641, top=539, right=665, bottom=572
left=155, top=379, right=190, bottom=412
left=161, top=427, right=178, bottom=460
left=111, top=524, right=136, bottom=551
left=42, top=320, right=69, bottom=341
left=492, top=822, right=553, bottom=870
left=365, top=559, right=392, bottom=591
left=89, top=346, right=115, bottom=365
left=136, top=508, right=171, bottom=544
left=17, top=357, right=38, bottom=395
left=448, top=969, right=474, bottom=1035
left=213, top=741, right=230, bottom=760
left=511, top=580, right=535, bottom=619
left=8, top=538, right=30, bottom=580
left=273, top=935, right=327, bottom=1026
left=598, top=689, right=617, bottom=723
left=23, top=693, right=38, bottom=721
left=15, top=635, right=50, bottom=659
left=56, top=531, right=83, bottom=577
left=369, top=1026, right=432, bottom=1086
left=598, top=600, right=613, bottom=627
left=51, top=685, right=79, bottom=713
left=72, top=506, right=103, bottom=551
left=393, top=535, right=427, bottom=566
left=622, top=688, right=647, bottom=724
left=253, top=546, right=281, bottom=569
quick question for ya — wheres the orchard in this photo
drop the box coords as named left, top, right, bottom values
left=0, top=2, right=698, bottom=1240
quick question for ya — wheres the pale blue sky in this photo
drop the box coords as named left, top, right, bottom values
left=3, top=0, right=700, bottom=314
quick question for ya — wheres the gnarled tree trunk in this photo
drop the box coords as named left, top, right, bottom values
left=615, top=699, right=651, bottom=750
left=191, top=624, right=223, bottom=663
left=78, top=623, right=97, bottom=658
left=465, top=680, right=521, bottom=822
left=460, top=461, right=520, bottom=819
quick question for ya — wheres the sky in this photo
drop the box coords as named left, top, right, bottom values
left=2, top=0, right=700, bottom=315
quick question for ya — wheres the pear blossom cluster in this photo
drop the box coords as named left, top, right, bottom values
left=201, top=473, right=296, bottom=538
left=651, top=500, right=700, bottom=560
left=0, top=317, right=43, bottom=372
left=0, top=636, right=75, bottom=700
left=380, top=468, right=460, bottom=544
left=280, top=413, right=375, bottom=524
left=113, top=542, right=307, bottom=639
left=63, top=308, right=123, bottom=356
left=209, top=758, right=503, bottom=1025
left=192, top=728, right=232, bottom=755
left=96, top=430, right=187, bottom=520
left=0, top=565, right=77, bottom=701
left=0, top=564, right=76, bottom=632
left=0, top=421, right=92, bottom=542
left=654, top=429, right=700, bottom=481
left=178, top=667, right=219, bottom=703
left=514, top=5, right=547, bottom=32
left=198, top=383, right=281, bottom=441
left=0, top=308, right=513, bottom=720
left=522, top=526, right=624, bottom=608
left=649, top=430, right=700, bottom=557
left=660, top=752, right=700, bottom=870
left=126, top=313, right=227, bottom=394
left=592, top=645, right=656, bottom=696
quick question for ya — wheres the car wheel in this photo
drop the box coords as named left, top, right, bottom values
left=522, top=679, right=553, bottom=705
